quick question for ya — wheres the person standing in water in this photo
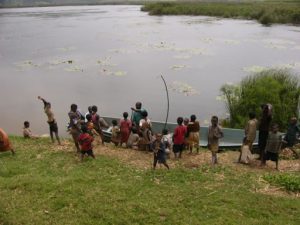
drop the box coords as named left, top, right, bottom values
left=38, top=96, right=61, bottom=145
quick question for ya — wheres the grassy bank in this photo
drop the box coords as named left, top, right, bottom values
left=141, top=1, right=300, bottom=25
left=0, top=137, right=299, bottom=224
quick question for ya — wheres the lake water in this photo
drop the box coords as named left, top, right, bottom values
left=0, top=5, right=300, bottom=136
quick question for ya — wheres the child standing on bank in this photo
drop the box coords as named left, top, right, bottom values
left=261, top=124, right=282, bottom=170
left=120, top=112, right=132, bottom=147
left=78, top=125, right=95, bottom=162
left=173, top=117, right=187, bottom=159
left=208, top=116, right=223, bottom=165
left=152, top=133, right=169, bottom=170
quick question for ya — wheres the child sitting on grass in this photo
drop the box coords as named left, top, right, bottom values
left=23, top=121, right=39, bottom=139
left=78, top=125, right=95, bottom=162
left=261, top=123, right=282, bottom=170
left=127, top=127, right=139, bottom=150
left=152, top=133, right=169, bottom=170
left=207, top=116, right=223, bottom=165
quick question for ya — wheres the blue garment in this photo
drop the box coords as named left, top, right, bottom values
left=152, top=140, right=166, bottom=163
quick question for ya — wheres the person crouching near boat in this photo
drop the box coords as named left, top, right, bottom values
left=78, top=125, right=95, bottom=162
left=261, top=124, right=282, bottom=170
left=207, top=116, right=223, bottom=165
left=127, top=127, right=139, bottom=150
left=0, top=128, right=15, bottom=155
left=152, top=133, right=169, bottom=170
left=111, top=120, right=121, bottom=146
left=187, top=115, right=200, bottom=154
left=120, top=112, right=132, bottom=147
left=173, top=117, right=187, bottom=159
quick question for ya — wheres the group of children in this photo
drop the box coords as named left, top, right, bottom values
left=17, top=98, right=300, bottom=169
left=239, top=104, right=300, bottom=170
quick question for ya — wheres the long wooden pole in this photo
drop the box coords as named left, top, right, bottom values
left=161, top=75, right=169, bottom=131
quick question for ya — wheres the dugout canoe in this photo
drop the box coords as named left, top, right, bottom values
left=101, top=116, right=258, bottom=149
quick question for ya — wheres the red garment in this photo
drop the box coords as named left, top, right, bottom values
left=120, top=119, right=132, bottom=143
left=78, top=133, right=94, bottom=151
left=173, top=125, right=187, bottom=145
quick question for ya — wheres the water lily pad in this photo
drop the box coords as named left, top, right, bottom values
left=57, top=46, right=76, bottom=52
left=173, top=55, right=191, bottom=59
left=97, top=57, right=117, bottom=67
left=64, top=66, right=83, bottom=72
left=170, top=65, right=187, bottom=71
left=169, top=81, right=199, bottom=96
left=15, top=60, right=40, bottom=71
left=114, top=71, right=127, bottom=76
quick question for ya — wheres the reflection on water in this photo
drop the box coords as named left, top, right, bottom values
left=0, top=5, right=300, bottom=136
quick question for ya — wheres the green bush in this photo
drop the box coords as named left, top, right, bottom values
left=220, top=69, right=300, bottom=129
left=264, top=173, right=300, bottom=192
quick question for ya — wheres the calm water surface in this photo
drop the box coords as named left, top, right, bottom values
left=0, top=5, right=300, bottom=136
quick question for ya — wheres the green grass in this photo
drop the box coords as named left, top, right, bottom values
left=264, top=173, right=300, bottom=192
left=0, top=137, right=299, bottom=224
left=142, top=1, right=300, bottom=25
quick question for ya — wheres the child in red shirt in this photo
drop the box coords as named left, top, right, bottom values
left=78, top=125, right=95, bottom=162
left=173, top=117, right=187, bottom=159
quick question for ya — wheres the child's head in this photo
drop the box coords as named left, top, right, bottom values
left=71, top=104, right=77, bottom=112
left=91, top=105, right=98, bottom=113
left=88, top=106, right=93, bottom=114
left=123, top=112, right=128, bottom=119
left=135, top=102, right=142, bottom=110
left=211, top=116, right=218, bottom=126
left=86, top=114, right=92, bottom=122
left=183, top=118, right=189, bottom=126
left=155, top=133, right=162, bottom=142
left=271, top=123, right=279, bottom=133
left=24, top=121, right=30, bottom=128
left=141, top=110, right=148, bottom=118
left=190, top=114, right=196, bottom=122
left=249, top=112, right=256, bottom=119
left=81, top=124, right=88, bottom=133
left=131, top=127, right=137, bottom=134
left=162, top=128, right=169, bottom=135
left=290, top=116, right=297, bottom=125
left=112, top=120, right=118, bottom=126
left=177, top=117, right=183, bottom=125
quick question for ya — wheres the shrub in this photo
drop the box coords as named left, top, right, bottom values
left=220, top=69, right=300, bottom=129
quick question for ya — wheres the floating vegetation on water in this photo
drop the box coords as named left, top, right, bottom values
left=49, top=59, right=73, bottom=66
left=263, top=39, right=295, bottom=50
left=170, top=65, right=187, bottom=71
left=57, top=46, right=76, bottom=52
left=182, top=17, right=220, bottom=25
left=169, top=81, right=199, bottom=96
left=97, top=57, right=117, bottom=67
left=15, top=60, right=40, bottom=71
left=243, top=65, right=267, bottom=73
left=222, top=39, right=240, bottom=45
left=64, top=66, right=83, bottom=72
left=243, top=62, right=300, bottom=73
left=108, top=48, right=135, bottom=54
left=215, top=95, right=226, bottom=101
left=173, top=55, right=191, bottom=59
left=200, top=37, right=214, bottom=44
left=114, top=71, right=127, bottom=76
